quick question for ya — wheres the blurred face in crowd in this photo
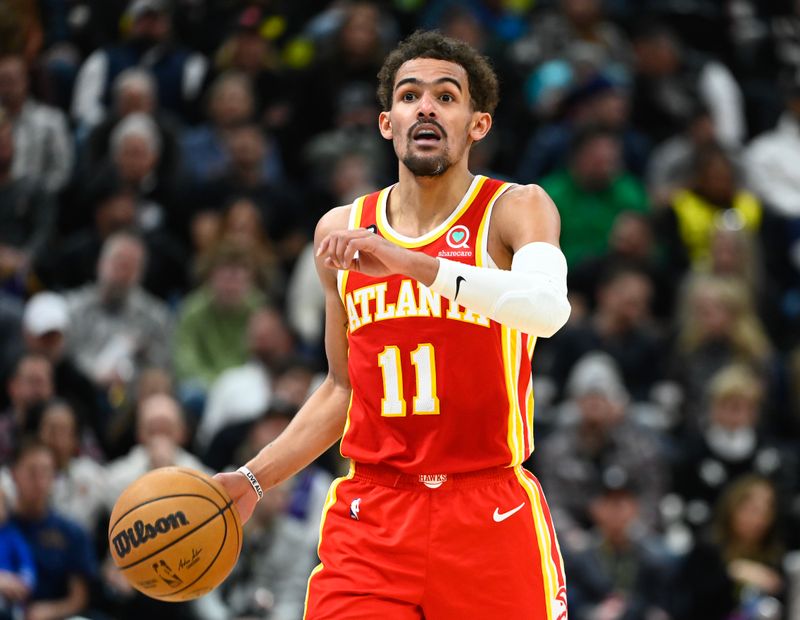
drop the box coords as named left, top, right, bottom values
left=24, top=328, right=66, bottom=364
left=731, top=482, right=775, bottom=546
left=248, top=309, right=293, bottom=367
left=274, top=366, right=315, bottom=407
left=12, top=446, right=56, bottom=519
left=95, top=192, right=137, bottom=237
left=590, top=490, right=638, bottom=545
left=39, top=402, right=79, bottom=469
left=228, top=125, right=266, bottom=173
left=131, top=10, right=171, bottom=45
left=441, top=10, right=484, bottom=51
left=114, top=132, right=158, bottom=183
left=380, top=58, right=489, bottom=178
left=709, top=228, right=749, bottom=276
left=597, top=272, right=652, bottom=328
left=561, top=0, right=602, bottom=28
left=609, top=213, right=653, bottom=259
left=571, top=134, right=621, bottom=190
left=209, top=263, right=253, bottom=308
left=339, top=3, right=381, bottom=60
left=711, top=393, right=759, bottom=431
left=231, top=31, right=270, bottom=74
left=634, top=34, right=679, bottom=77
left=98, top=237, right=145, bottom=302
left=210, top=76, right=254, bottom=127
left=577, top=391, right=625, bottom=431
left=695, top=152, right=735, bottom=204
left=689, top=113, right=715, bottom=145
left=136, top=394, right=186, bottom=446
left=116, top=81, right=156, bottom=117
left=8, top=356, right=53, bottom=415
left=223, top=199, right=263, bottom=249
left=692, top=288, right=735, bottom=339
left=0, top=55, right=28, bottom=112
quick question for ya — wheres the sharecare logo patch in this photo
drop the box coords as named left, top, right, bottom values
left=445, top=225, right=470, bottom=249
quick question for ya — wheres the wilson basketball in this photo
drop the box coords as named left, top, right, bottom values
left=108, top=466, right=243, bottom=602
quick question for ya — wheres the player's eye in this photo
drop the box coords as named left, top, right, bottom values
left=401, top=92, right=416, bottom=102
left=440, top=93, right=454, bottom=102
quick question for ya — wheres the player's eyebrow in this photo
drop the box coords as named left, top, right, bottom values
left=395, top=76, right=463, bottom=92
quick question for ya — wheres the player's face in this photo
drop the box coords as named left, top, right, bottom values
left=379, top=58, right=490, bottom=177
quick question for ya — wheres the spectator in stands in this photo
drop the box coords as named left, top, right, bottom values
left=174, top=241, right=265, bottom=412
left=0, top=485, right=35, bottom=620
left=539, top=124, right=649, bottom=267
left=712, top=475, right=786, bottom=619
left=82, top=67, right=181, bottom=188
left=196, top=307, right=294, bottom=453
left=0, top=108, right=56, bottom=299
left=0, top=53, right=73, bottom=192
left=674, top=365, right=794, bottom=535
left=669, top=275, right=774, bottom=430
left=535, top=353, right=669, bottom=550
left=65, top=232, right=172, bottom=396
left=103, top=393, right=208, bottom=509
left=562, top=468, right=674, bottom=619
left=0, top=354, right=53, bottom=466
left=543, top=264, right=664, bottom=403
left=20, top=292, right=101, bottom=446
left=10, top=440, right=96, bottom=620
left=71, top=0, right=207, bottom=129
left=630, top=20, right=746, bottom=147
left=37, top=400, right=105, bottom=536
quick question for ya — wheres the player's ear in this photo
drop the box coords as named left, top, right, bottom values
left=469, top=111, right=492, bottom=142
left=378, top=111, right=393, bottom=140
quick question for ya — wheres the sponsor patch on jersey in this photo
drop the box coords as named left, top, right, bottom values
left=445, top=225, right=470, bottom=249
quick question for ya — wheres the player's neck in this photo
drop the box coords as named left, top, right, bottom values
left=389, top=166, right=475, bottom=237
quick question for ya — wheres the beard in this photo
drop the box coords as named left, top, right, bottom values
left=402, top=150, right=451, bottom=177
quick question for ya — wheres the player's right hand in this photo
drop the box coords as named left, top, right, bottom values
left=213, top=471, right=258, bottom=524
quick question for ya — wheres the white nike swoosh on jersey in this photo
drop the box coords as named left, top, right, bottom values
left=493, top=502, right=526, bottom=522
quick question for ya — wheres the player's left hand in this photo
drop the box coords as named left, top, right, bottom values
left=317, top=228, right=435, bottom=282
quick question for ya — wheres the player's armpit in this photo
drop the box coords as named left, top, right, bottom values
left=430, top=242, right=571, bottom=337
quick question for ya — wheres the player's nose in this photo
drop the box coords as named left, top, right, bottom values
left=417, top=91, right=437, bottom=117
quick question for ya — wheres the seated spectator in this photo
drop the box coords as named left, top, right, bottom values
left=0, top=108, right=56, bottom=299
left=0, top=54, right=73, bottom=193
left=563, top=469, right=674, bottom=619
left=65, top=232, right=173, bottom=399
left=543, top=264, right=664, bottom=403
left=70, top=0, right=207, bottom=129
left=196, top=307, right=294, bottom=453
left=207, top=477, right=317, bottom=620
left=37, top=400, right=105, bottom=536
left=21, top=292, right=102, bottom=450
left=10, top=440, right=96, bottom=620
left=174, top=242, right=265, bottom=414
left=539, top=124, right=649, bottom=267
left=0, top=354, right=53, bottom=466
left=0, top=485, right=35, bottom=620
left=534, top=353, right=669, bottom=550
left=103, top=393, right=209, bottom=509
left=712, top=475, right=786, bottom=619
left=668, top=275, right=774, bottom=430
left=674, top=365, right=795, bottom=536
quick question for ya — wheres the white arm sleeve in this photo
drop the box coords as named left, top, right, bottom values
left=429, top=242, right=571, bottom=337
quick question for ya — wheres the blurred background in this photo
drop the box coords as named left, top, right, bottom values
left=0, top=0, right=799, bottom=618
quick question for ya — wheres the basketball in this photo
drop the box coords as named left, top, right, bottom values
left=108, top=466, right=243, bottom=602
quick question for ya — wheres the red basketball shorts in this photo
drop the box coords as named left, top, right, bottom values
left=304, top=462, right=567, bottom=619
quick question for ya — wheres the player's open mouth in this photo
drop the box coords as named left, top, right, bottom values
left=412, top=126, right=442, bottom=144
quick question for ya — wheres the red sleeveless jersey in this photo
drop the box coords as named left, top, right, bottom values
left=338, top=175, right=537, bottom=474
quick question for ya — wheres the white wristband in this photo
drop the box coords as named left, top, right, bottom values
left=237, top=466, right=264, bottom=502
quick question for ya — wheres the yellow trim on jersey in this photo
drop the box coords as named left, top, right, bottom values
left=514, top=467, right=560, bottom=620
left=302, top=462, right=357, bottom=620
left=502, top=325, right=525, bottom=465
left=475, top=181, right=512, bottom=268
left=337, top=196, right=367, bottom=303
left=526, top=335, right=537, bottom=452
left=376, top=176, right=487, bottom=248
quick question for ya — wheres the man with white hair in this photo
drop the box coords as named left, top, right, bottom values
left=64, top=232, right=172, bottom=393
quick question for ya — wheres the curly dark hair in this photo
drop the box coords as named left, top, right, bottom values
left=377, top=30, right=499, bottom=115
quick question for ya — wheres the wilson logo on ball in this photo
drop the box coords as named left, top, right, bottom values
left=112, top=511, right=190, bottom=558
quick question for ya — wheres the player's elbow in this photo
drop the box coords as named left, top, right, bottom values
left=493, top=287, right=571, bottom=337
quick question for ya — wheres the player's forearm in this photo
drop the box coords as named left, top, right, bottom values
left=245, top=375, right=350, bottom=488
left=428, top=242, right=571, bottom=337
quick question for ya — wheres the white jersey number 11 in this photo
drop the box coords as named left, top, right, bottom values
left=377, top=343, right=440, bottom=416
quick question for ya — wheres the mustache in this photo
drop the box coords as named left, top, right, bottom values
left=407, top=118, right=448, bottom=140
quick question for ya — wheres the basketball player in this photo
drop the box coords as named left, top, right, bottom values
left=216, top=30, right=571, bottom=618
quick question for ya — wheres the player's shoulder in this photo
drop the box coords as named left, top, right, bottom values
left=494, top=182, right=559, bottom=219
left=314, top=204, right=353, bottom=242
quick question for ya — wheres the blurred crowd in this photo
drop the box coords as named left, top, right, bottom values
left=0, top=0, right=799, bottom=619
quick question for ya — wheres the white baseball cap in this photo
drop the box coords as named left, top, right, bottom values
left=23, top=292, right=69, bottom=336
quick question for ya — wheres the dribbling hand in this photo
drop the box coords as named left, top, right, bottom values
left=213, top=471, right=259, bottom=524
